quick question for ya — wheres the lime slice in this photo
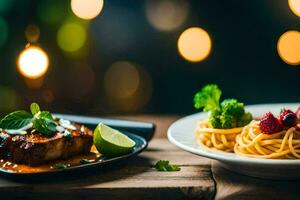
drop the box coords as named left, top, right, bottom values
left=93, top=123, right=136, bottom=157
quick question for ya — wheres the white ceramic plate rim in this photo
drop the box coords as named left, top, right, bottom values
left=168, top=103, right=300, bottom=166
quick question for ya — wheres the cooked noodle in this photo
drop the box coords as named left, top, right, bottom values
left=234, top=120, right=300, bottom=159
left=195, top=119, right=243, bottom=152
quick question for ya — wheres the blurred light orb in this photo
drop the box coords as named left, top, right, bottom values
left=146, top=0, right=189, bottom=31
left=0, top=17, right=8, bottom=48
left=277, top=30, right=300, bottom=65
left=17, top=46, right=49, bottom=79
left=104, top=61, right=140, bottom=99
left=0, top=0, right=14, bottom=14
left=71, top=0, right=104, bottom=20
left=177, top=27, right=212, bottom=62
left=0, top=85, right=18, bottom=110
left=37, top=0, right=67, bottom=25
left=57, top=23, right=87, bottom=52
left=288, top=0, right=300, bottom=17
left=25, top=24, right=40, bottom=43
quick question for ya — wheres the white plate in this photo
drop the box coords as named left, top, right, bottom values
left=168, top=103, right=300, bottom=180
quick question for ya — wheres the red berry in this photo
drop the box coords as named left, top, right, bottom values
left=296, top=107, right=300, bottom=119
left=279, top=109, right=294, bottom=122
left=280, top=109, right=298, bottom=127
left=295, top=124, right=300, bottom=131
left=259, top=112, right=283, bottom=134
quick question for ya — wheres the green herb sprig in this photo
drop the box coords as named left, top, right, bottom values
left=0, top=102, right=57, bottom=136
left=154, top=160, right=181, bottom=172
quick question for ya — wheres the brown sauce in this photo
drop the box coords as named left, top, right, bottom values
left=0, top=145, right=101, bottom=174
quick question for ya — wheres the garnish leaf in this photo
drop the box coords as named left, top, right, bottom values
left=55, top=163, right=70, bottom=170
left=194, top=84, right=221, bottom=112
left=30, top=102, right=40, bottom=115
left=80, top=158, right=93, bottom=164
left=0, top=111, right=33, bottom=129
left=154, top=160, right=181, bottom=172
left=32, top=111, right=57, bottom=135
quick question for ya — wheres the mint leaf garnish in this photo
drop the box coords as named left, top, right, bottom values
left=32, top=111, right=57, bottom=135
left=0, top=111, right=33, bottom=129
left=30, top=102, right=40, bottom=115
left=154, top=160, right=181, bottom=172
left=0, top=102, right=58, bottom=136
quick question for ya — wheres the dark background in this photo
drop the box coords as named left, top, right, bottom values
left=0, top=0, right=299, bottom=116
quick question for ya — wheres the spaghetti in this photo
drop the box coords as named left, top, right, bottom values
left=234, top=120, right=300, bottom=159
left=195, top=119, right=244, bottom=152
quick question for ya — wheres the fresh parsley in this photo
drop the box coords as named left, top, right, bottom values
left=154, top=160, right=181, bottom=172
left=0, top=102, right=57, bottom=136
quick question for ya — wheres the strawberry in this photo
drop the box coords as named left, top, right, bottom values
left=280, top=109, right=298, bottom=127
left=259, top=112, right=283, bottom=134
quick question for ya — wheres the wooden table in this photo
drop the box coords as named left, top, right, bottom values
left=1, top=115, right=300, bottom=200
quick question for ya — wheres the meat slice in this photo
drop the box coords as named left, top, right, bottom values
left=0, top=124, right=93, bottom=166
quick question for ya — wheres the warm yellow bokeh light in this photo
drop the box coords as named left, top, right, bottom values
left=277, top=30, right=300, bottom=65
left=146, top=0, right=189, bottom=31
left=177, top=27, right=212, bottom=62
left=17, top=46, right=49, bottom=79
left=289, top=0, right=300, bottom=17
left=104, top=61, right=140, bottom=99
left=57, top=23, right=87, bottom=52
left=71, top=0, right=104, bottom=20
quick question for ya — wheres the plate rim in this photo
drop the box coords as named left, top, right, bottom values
left=168, top=102, right=300, bottom=166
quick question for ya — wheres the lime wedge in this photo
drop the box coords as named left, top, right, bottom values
left=93, top=123, right=136, bottom=157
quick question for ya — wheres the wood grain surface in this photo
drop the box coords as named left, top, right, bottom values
left=1, top=115, right=300, bottom=200
left=0, top=139, right=215, bottom=200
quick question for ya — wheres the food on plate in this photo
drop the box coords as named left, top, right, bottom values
left=93, top=123, right=136, bottom=157
left=0, top=103, right=93, bottom=166
left=194, top=84, right=252, bottom=152
left=234, top=108, right=300, bottom=159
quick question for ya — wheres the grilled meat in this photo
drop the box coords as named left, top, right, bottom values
left=0, top=124, right=93, bottom=166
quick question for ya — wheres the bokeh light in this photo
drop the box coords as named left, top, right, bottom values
left=104, top=61, right=152, bottom=112
left=288, top=0, right=300, bottom=17
left=0, top=0, right=14, bottom=14
left=71, top=0, right=104, bottom=20
left=146, top=0, right=189, bottom=31
left=17, top=45, right=49, bottom=79
left=177, top=27, right=212, bottom=62
left=25, top=24, right=40, bottom=43
left=0, top=17, right=8, bottom=48
left=57, top=22, right=87, bottom=52
left=0, top=86, right=18, bottom=111
left=277, top=30, right=300, bottom=65
left=104, top=61, right=140, bottom=99
left=37, top=0, right=67, bottom=25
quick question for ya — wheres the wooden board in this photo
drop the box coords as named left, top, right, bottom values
left=0, top=139, right=215, bottom=200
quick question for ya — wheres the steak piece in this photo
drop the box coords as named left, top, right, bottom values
left=0, top=124, right=93, bottom=166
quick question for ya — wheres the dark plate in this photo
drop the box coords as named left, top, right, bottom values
left=0, top=132, right=147, bottom=179
left=0, top=114, right=155, bottom=180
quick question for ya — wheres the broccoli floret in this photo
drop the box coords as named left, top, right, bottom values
left=194, top=84, right=221, bottom=112
left=220, top=113, right=237, bottom=128
left=209, top=110, right=222, bottom=128
left=221, top=99, right=245, bottom=118
left=194, top=84, right=252, bottom=129
left=237, top=112, right=253, bottom=127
